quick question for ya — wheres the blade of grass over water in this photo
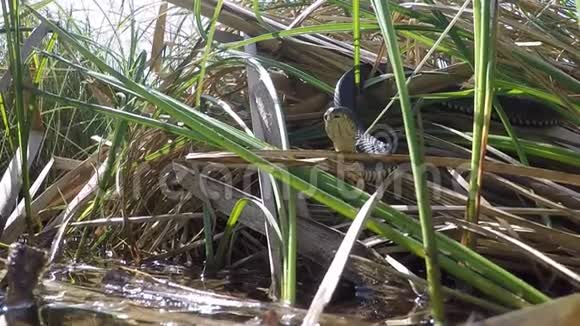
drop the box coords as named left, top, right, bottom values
left=370, top=0, right=444, bottom=322
left=214, top=198, right=244, bottom=269
left=202, top=202, right=216, bottom=271
left=30, top=8, right=552, bottom=309
left=303, top=184, right=386, bottom=326
left=215, top=197, right=283, bottom=270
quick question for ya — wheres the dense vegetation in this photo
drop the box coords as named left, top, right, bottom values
left=1, top=0, right=579, bottom=324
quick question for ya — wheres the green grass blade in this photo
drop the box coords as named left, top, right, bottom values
left=491, top=98, right=529, bottom=165
left=353, top=0, right=361, bottom=87
left=214, top=198, right=247, bottom=268
left=1, top=0, right=37, bottom=234
left=576, top=0, right=580, bottom=25
left=252, top=0, right=267, bottom=27
left=202, top=202, right=215, bottom=270
left=193, top=0, right=207, bottom=40
left=370, top=0, right=444, bottom=322
left=195, top=0, right=224, bottom=107
left=463, top=0, right=495, bottom=248
left=303, top=184, right=385, bottom=325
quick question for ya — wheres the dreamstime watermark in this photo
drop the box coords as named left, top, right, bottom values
left=131, top=159, right=476, bottom=206
left=130, top=122, right=476, bottom=207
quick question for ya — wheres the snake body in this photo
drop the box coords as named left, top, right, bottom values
left=324, top=63, right=563, bottom=181
left=437, top=96, right=561, bottom=127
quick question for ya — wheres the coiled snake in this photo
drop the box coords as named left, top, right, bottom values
left=323, top=63, right=562, bottom=182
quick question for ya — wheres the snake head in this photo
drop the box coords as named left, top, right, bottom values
left=324, top=106, right=359, bottom=153
left=324, top=106, right=357, bottom=122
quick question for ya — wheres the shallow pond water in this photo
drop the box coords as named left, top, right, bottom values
left=1, top=260, right=397, bottom=325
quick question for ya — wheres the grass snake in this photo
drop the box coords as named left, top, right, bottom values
left=323, top=63, right=563, bottom=182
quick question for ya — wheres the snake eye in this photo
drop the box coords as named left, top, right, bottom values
left=324, top=109, right=334, bottom=121
left=325, top=107, right=353, bottom=122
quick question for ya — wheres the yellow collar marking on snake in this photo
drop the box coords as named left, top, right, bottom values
left=324, top=114, right=357, bottom=153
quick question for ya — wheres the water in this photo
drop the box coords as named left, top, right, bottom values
left=1, top=260, right=379, bottom=325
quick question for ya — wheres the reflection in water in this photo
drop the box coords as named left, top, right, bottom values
left=2, top=258, right=378, bottom=325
